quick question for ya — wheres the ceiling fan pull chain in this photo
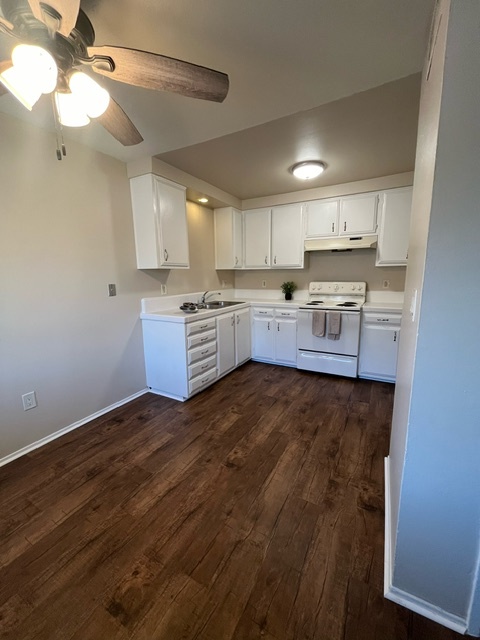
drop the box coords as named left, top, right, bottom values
left=51, top=92, right=64, bottom=161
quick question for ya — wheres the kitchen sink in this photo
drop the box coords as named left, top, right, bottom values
left=202, top=300, right=244, bottom=309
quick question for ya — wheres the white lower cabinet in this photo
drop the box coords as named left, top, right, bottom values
left=358, top=310, right=401, bottom=382
left=142, top=316, right=217, bottom=401
left=217, top=308, right=252, bottom=377
left=252, top=307, right=297, bottom=366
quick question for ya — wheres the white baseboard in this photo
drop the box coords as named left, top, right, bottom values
left=0, top=389, right=149, bottom=468
left=384, top=456, right=468, bottom=635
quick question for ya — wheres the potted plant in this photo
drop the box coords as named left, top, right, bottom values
left=281, top=281, right=297, bottom=301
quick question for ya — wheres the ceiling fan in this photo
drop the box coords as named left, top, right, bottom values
left=0, top=0, right=229, bottom=157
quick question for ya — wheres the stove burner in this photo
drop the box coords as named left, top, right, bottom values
left=336, top=302, right=358, bottom=307
left=306, top=301, right=324, bottom=305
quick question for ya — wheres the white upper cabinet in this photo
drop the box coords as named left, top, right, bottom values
left=339, top=193, right=378, bottom=236
left=305, top=198, right=340, bottom=237
left=214, top=207, right=243, bottom=269
left=376, top=186, right=413, bottom=266
left=244, top=208, right=271, bottom=268
left=271, top=203, right=304, bottom=268
left=130, top=174, right=189, bottom=269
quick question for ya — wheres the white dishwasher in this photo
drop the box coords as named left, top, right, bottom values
left=358, top=310, right=401, bottom=383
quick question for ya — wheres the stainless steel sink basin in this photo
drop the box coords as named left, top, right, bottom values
left=202, top=300, right=244, bottom=309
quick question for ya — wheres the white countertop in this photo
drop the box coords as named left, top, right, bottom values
left=363, top=301, right=404, bottom=313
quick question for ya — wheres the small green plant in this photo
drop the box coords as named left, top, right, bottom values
left=280, top=281, right=297, bottom=294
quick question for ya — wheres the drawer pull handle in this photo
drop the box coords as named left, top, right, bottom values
left=201, top=349, right=209, bottom=355
left=200, top=324, right=208, bottom=329
left=277, top=324, right=280, bottom=331
left=201, top=377, right=209, bottom=383
left=331, top=222, right=334, bottom=232
left=394, top=331, right=397, bottom=342
left=201, top=364, right=208, bottom=370
left=377, top=318, right=389, bottom=322
left=265, top=256, right=268, bottom=264
left=200, top=337, right=208, bottom=342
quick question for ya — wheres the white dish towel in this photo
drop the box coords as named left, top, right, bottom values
left=312, top=310, right=326, bottom=337
left=327, top=311, right=342, bottom=340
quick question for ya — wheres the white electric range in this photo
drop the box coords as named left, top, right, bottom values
left=297, top=282, right=366, bottom=378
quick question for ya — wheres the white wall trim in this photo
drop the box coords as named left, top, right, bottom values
left=385, top=455, right=468, bottom=634
left=384, top=456, right=394, bottom=595
left=385, top=585, right=468, bottom=635
left=0, top=389, right=149, bottom=468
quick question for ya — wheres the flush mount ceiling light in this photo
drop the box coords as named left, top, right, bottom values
left=0, top=0, right=230, bottom=160
left=291, top=161, right=326, bottom=180
left=198, top=197, right=209, bottom=203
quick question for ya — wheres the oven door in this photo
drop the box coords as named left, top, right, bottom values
left=297, top=309, right=361, bottom=356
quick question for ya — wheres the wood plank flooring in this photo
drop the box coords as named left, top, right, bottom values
left=0, top=362, right=465, bottom=640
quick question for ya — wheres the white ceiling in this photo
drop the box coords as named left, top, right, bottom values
left=0, top=0, right=435, bottom=193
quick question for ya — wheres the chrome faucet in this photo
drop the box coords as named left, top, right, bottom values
left=200, top=291, right=221, bottom=304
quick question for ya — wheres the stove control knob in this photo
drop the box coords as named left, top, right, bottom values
left=351, top=285, right=355, bottom=290
left=311, top=285, right=317, bottom=291
left=334, top=284, right=339, bottom=292
left=318, top=284, right=322, bottom=290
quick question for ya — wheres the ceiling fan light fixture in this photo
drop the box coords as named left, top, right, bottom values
left=55, top=92, right=90, bottom=127
left=0, top=66, right=42, bottom=110
left=11, top=44, right=58, bottom=94
left=291, top=161, right=326, bottom=180
left=0, top=44, right=58, bottom=110
left=69, top=72, right=110, bottom=118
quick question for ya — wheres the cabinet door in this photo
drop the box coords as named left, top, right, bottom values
left=214, top=207, right=243, bottom=269
left=216, top=313, right=235, bottom=376
left=233, top=209, right=244, bottom=268
left=274, top=318, right=297, bottom=364
left=376, top=187, right=413, bottom=266
left=244, top=208, right=271, bottom=268
left=252, top=316, right=275, bottom=360
left=359, top=325, right=400, bottom=382
left=271, top=204, right=304, bottom=268
left=235, top=308, right=251, bottom=365
left=339, top=193, right=378, bottom=235
left=154, top=176, right=190, bottom=267
left=305, top=199, right=340, bottom=237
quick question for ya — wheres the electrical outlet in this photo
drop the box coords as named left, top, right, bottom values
left=108, top=284, right=116, bottom=297
left=262, top=280, right=267, bottom=288
left=22, top=391, right=37, bottom=411
left=382, top=279, right=390, bottom=289
left=161, top=284, right=167, bottom=295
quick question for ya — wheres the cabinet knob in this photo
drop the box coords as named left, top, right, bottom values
left=164, top=249, right=168, bottom=261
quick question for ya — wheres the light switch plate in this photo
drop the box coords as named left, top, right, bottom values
left=108, top=284, right=116, bottom=297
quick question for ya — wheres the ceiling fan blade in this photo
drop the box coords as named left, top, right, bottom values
left=97, top=98, right=143, bottom=146
left=27, top=0, right=80, bottom=37
left=86, top=46, right=229, bottom=103
left=0, top=15, right=14, bottom=32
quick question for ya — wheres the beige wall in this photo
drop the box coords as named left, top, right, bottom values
left=0, top=113, right=229, bottom=462
left=235, top=250, right=405, bottom=293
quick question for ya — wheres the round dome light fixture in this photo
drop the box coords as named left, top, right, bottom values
left=291, top=161, right=326, bottom=180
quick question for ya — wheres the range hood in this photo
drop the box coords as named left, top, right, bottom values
left=304, top=236, right=377, bottom=252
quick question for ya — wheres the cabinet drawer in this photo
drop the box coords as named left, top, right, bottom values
left=188, top=341, right=217, bottom=364
left=252, top=307, right=274, bottom=318
left=363, top=312, right=401, bottom=327
left=187, top=329, right=216, bottom=349
left=188, top=355, right=217, bottom=380
left=189, top=368, right=217, bottom=394
left=186, top=317, right=216, bottom=336
left=275, top=309, right=297, bottom=319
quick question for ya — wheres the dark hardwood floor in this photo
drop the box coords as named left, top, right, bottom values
left=0, top=362, right=464, bottom=640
